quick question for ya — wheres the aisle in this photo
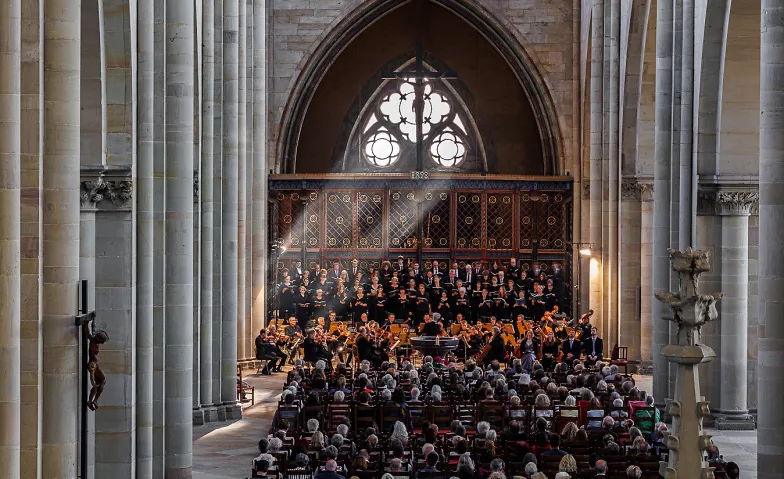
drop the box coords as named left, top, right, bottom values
left=193, top=365, right=286, bottom=479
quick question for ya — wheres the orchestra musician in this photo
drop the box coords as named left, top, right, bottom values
left=294, top=285, right=310, bottom=331
left=303, top=329, right=333, bottom=367
left=560, top=328, right=582, bottom=363
left=283, top=316, right=304, bottom=363
left=254, top=328, right=284, bottom=375
left=517, top=329, right=540, bottom=372
left=541, top=330, right=559, bottom=370
left=482, top=326, right=506, bottom=365
left=421, top=313, right=443, bottom=337
left=584, top=327, right=603, bottom=366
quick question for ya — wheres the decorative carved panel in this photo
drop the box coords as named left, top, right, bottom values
left=486, top=192, right=514, bottom=250
left=455, top=192, right=482, bottom=249
left=388, top=190, right=418, bottom=249
left=536, top=192, right=567, bottom=251
left=357, top=191, right=384, bottom=249
left=423, top=190, right=450, bottom=249
left=325, top=191, right=355, bottom=249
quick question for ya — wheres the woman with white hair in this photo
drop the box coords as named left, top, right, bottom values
left=611, top=398, right=628, bottom=418
left=410, top=387, right=422, bottom=402
left=476, top=421, right=491, bottom=439
left=485, top=429, right=497, bottom=441
left=333, top=390, right=345, bottom=403
left=534, top=394, right=553, bottom=417
left=524, top=462, right=538, bottom=476
left=306, top=418, right=319, bottom=433
left=390, top=421, right=409, bottom=446
left=626, top=465, right=643, bottom=478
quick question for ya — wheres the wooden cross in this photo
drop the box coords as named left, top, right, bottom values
left=383, top=41, right=457, bottom=172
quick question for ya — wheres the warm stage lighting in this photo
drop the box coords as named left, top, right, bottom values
left=579, top=247, right=592, bottom=256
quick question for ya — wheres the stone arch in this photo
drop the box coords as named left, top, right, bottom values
left=275, top=0, right=565, bottom=175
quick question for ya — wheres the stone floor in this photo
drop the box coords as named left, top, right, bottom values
left=192, top=368, right=758, bottom=478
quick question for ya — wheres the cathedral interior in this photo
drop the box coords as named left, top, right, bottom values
left=0, top=0, right=781, bottom=477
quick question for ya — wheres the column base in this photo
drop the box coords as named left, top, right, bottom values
left=193, top=407, right=205, bottom=426
left=202, top=405, right=219, bottom=423
left=225, top=403, right=243, bottom=420
left=216, top=404, right=227, bottom=421
left=714, top=412, right=756, bottom=430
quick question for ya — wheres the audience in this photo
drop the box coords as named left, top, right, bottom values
left=249, top=339, right=739, bottom=479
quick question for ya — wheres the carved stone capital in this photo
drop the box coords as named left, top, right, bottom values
left=621, top=179, right=654, bottom=201
left=697, top=188, right=759, bottom=216
left=80, top=179, right=133, bottom=207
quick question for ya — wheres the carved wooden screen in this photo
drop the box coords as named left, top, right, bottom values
left=519, top=192, right=536, bottom=250
left=388, top=190, right=418, bottom=250
left=325, top=191, right=356, bottom=249
left=276, top=191, right=321, bottom=250
left=423, top=190, right=450, bottom=249
left=357, top=191, right=384, bottom=249
left=455, top=192, right=483, bottom=250
left=536, top=192, right=567, bottom=251
left=486, top=191, right=514, bottom=250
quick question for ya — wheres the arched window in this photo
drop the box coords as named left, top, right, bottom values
left=345, top=67, right=485, bottom=173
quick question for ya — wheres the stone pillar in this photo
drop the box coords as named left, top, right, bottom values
left=237, top=0, right=247, bottom=362
left=0, top=0, right=22, bottom=473
left=589, top=0, right=604, bottom=331
left=679, top=0, right=696, bottom=247
left=639, top=181, right=654, bottom=369
left=245, top=0, right=254, bottom=358
left=759, top=1, right=784, bottom=474
left=212, top=0, right=224, bottom=420
left=164, top=0, right=194, bottom=475
left=652, top=0, right=674, bottom=403
left=92, top=173, right=136, bottom=477
left=222, top=0, right=241, bottom=420
left=136, top=0, right=155, bottom=471
left=711, top=191, right=758, bottom=430
left=19, top=1, right=42, bottom=476
left=200, top=0, right=217, bottom=424
left=604, top=0, right=620, bottom=347
left=620, top=179, right=643, bottom=368
left=152, top=0, right=167, bottom=471
left=251, top=0, right=267, bottom=336
left=41, top=0, right=80, bottom=475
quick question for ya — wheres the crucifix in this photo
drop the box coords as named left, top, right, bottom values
left=383, top=41, right=456, bottom=263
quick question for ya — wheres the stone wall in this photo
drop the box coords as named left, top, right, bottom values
left=269, top=0, right=578, bottom=174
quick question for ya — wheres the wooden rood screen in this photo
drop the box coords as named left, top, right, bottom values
left=270, top=174, right=573, bottom=281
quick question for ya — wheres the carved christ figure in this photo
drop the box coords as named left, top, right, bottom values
left=83, top=319, right=109, bottom=411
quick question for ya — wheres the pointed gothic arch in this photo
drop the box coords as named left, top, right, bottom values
left=276, top=0, right=564, bottom=175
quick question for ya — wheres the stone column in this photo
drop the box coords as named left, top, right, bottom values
left=589, top=0, right=605, bottom=331
left=41, top=0, right=80, bottom=475
left=0, top=0, right=22, bottom=473
left=620, top=179, right=642, bottom=368
left=679, top=0, right=696, bottom=247
left=245, top=0, right=254, bottom=358
left=251, top=0, right=267, bottom=336
left=93, top=173, right=136, bottom=477
left=652, top=0, right=674, bottom=403
left=711, top=190, right=758, bottom=430
left=604, top=0, right=620, bottom=346
left=237, top=0, right=247, bottom=362
left=212, top=0, right=224, bottom=420
left=136, top=0, right=155, bottom=471
left=164, top=0, right=194, bottom=475
left=759, top=1, right=784, bottom=474
left=201, top=0, right=217, bottom=424
left=152, top=0, right=167, bottom=472
left=222, top=0, right=241, bottom=419
left=639, top=181, right=654, bottom=369
left=19, top=1, right=42, bottom=475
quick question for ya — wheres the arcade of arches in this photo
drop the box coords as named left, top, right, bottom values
left=0, top=0, right=781, bottom=477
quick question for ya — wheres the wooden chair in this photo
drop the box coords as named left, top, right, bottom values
left=610, top=345, right=629, bottom=374
left=286, top=467, right=314, bottom=479
left=632, top=406, right=657, bottom=436
left=539, top=455, right=562, bottom=475
left=408, top=403, right=427, bottom=433
left=454, top=400, right=476, bottom=434
left=478, top=401, right=504, bottom=430
left=430, top=401, right=453, bottom=429
left=237, top=365, right=255, bottom=405
left=354, top=404, right=377, bottom=436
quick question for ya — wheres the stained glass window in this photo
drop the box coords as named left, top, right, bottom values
left=358, top=77, right=478, bottom=170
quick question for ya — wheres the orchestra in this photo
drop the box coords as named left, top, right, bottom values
left=263, top=257, right=606, bottom=372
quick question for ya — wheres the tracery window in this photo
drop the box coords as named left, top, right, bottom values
left=350, top=75, right=483, bottom=172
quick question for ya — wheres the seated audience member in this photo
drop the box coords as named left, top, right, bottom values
left=254, top=459, right=271, bottom=479
left=317, top=460, right=346, bottom=479
left=593, top=459, right=608, bottom=477
left=558, top=454, right=578, bottom=475
left=541, top=434, right=568, bottom=457
left=725, top=461, right=740, bottom=479
left=253, top=439, right=273, bottom=467
left=419, top=451, right=440, bottom=473
left=626, top=465, right=642, bottom=478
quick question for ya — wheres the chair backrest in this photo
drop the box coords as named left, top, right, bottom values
left=354, top=404, right=377, bottom=435
left=478, top=401, right=504, bottom=429
left=286, top=467, right=313, bottom=479
left=430, top=401, right=453, bottom=429
left=632, top=406, right=657, bottom=433
left=408, top=403, right=427, bottom=431
left=415, top=471, right=445, bottom=479
left=539, top=454, right=561, bottom=474
left=454, top=401, right=476, bottom=430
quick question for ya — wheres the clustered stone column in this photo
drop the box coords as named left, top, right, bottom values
left=759, top=1, right=784, bottom=475
left=164, top=0, right=195, bottom=475
left=0, top=0, right=22, bottom=474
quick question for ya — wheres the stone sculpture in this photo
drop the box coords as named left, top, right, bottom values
left=655, top=248, right=722, bottom=479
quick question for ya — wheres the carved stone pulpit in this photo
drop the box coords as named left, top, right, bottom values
left=655, top=248, right=723, bottom=479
